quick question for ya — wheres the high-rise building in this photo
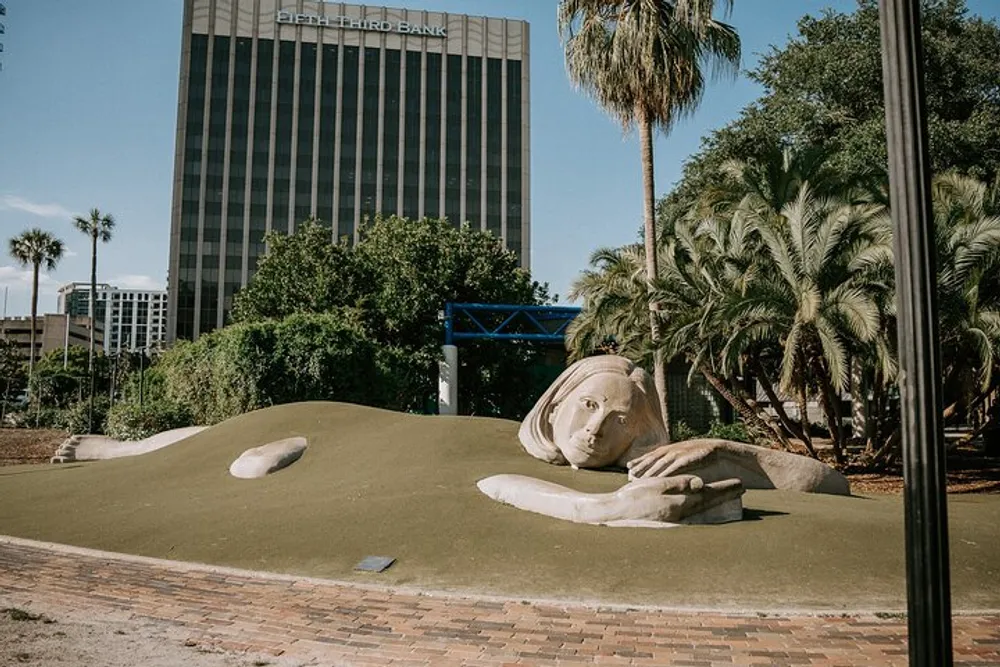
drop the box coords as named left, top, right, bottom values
left=168, top=0, right=531, bottom=341
left=57, top=283, right=168, bottom=352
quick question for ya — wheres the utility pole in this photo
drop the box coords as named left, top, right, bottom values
left=63, top=312, right=69, bottom=369
left=878, top=1, right=952, bottom=665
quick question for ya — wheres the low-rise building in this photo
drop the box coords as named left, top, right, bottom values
left=0, top=314, right=103, bottom=364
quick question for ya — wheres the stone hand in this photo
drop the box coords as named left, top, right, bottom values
left=626, top=441, right=718, bottom=480
left=610, top=475, right=744, bottom=524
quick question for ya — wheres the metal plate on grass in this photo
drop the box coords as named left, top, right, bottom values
left=354, top=556, right=396, bottom=572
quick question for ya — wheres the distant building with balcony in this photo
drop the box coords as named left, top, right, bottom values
left=0, top=314, right=102, bottom=365
left=57, top=283, right=168, bottom=353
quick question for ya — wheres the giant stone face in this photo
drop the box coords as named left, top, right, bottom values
left=548, top=373, right=639, bottom=468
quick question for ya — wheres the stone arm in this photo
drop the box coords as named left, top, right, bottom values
left=626, top=439, right=851, bottom=495
left=476, top=474, right=744, bottom=527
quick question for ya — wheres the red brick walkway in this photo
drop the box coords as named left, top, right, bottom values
left=0, top=537, right=997, bottom=666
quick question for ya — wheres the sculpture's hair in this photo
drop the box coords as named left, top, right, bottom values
left=518, top=355, right=667, bottom=466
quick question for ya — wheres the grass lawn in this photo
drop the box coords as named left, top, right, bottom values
left=0, top=401, right=997, bottom=612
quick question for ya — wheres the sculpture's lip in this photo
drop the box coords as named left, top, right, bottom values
left=564, top=437, right=612, bottom=468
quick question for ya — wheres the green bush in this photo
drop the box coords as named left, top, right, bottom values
left=157, top=311, right=382, bottom=424
left=706, top=419, right=750, bottom=443
left=3, top=407, right=66, bottom=430
left=105, top=400, right=194, bottom=441
left=65, top=396, right=111, bottom=435
left=671, top=420, right=702, bottom=442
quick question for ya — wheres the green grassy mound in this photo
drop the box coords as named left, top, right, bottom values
left=0, top=401, right=997, bottom=611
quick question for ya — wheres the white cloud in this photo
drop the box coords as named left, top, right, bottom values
left=0, top=265, right=61, bottom=292
left=0, top=194, right=76, bottom=219
left=63, top=248, right=79, bottom=258
left=108, top=274, right=163, bottom=291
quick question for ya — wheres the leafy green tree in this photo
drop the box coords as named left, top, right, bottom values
left=0, top=338, right=26, bottom=422
left=230, top=216, right=551, bottom=418
left=668, top=0, right=1000, bottom=210
left=230, top=220, right=362, bottom=324
left=30, top=346, right=110, bottom=408
left=558, top=0, right=741, bottom=439
left=8, top=228, right=65, bottom=386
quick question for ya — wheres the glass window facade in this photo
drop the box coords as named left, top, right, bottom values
left=317, top=44, right=338, bottom=227
left=359, top=48, right=381, bottom=222
left=444, top=54, right=462, bottom=226
left=401, top=49, right=422, bottom=219
left=170, top=5, right=528, bottom=341
left=295, top=41, right=318, bottom=226
left=338, top=46, right=359, bottom=240
left=465, top=55, right=482, bottom=227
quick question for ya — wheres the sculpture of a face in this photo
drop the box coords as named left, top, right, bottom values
left=549, top=373, right=638, bottom=468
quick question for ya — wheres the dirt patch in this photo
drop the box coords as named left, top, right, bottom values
left=0, top=429, right=65, bottom=466
left=0, top=605, right=303, bottom=667
left=847, top=452, right=1000, bottom=495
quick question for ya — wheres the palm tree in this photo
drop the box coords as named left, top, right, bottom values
left=558, top=0, right=741, bottom=440
left=73, top=208, right=115, bottom=432
left=931, top=173, right=1000, bottom=418
left=72, top=209, right=115, bottom=376
left=8, top=229, right=66, bottom=390
left=567, top=244, right=651, bottom=363
left=729, top=186, right=889, bottom=462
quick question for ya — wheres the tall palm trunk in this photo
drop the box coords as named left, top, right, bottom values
left=796, top=381, right=817, bottom=457
left=28, top=262, right=39, bottom=395
left=639, top=110, right=670, bottom=440
left=89, top=233, right=97, bottom=373
left=88, top=233, right=97, bottom=433
left=749, top=357, right=806, bottom=450
left=697, top=362, right=792, bottom=450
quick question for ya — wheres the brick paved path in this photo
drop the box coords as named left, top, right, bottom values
left=0, top=537, right=997, bottom=666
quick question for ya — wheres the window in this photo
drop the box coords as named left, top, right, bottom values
left=359, top=48, right=381, bottom=221
left=465, top=56, right=482, bottom=226
left=423, top=53, right=442, bottom=218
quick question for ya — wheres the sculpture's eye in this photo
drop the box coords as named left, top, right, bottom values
left=582, top=398, right=598, bottom=411
left=617, top=415, right=627, bottom=426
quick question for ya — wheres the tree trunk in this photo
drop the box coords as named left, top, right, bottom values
left=89, top=233, right=97, bottom=373
left=816, top=372, right=846, bottom=464
left=850, top=357, right=867, bottom=440
left=638, top=110, right=669, bottom=441
left=697, top=363, right=792, bottom=449
left=750, top=357, right=808, bottom=445
left=796, top=380, right=816, bottom=456
left=28, top=263, right=39, bottom=396
left=89, top=233, right=98, bottom=433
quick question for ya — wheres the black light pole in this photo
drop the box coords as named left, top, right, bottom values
left=139, top=348, right=145, bottom=408
left=878, top=1, right=953, bottom=665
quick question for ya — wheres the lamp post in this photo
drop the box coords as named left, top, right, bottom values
left=139, top=347, right=146, bottom=408
left=878, top=1, right=952, bottom=664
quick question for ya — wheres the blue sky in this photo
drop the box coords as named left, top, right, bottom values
left=2, top=0, right=999, bottom=317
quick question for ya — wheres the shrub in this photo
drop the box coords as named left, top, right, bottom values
left=157, top=311, right=381, bottom=424
left=706, top=419, right=750, bottom=443
left=3, top=407, right=66, bottom=430
left=671, top=420, right=702, bottom=442
left=105, top=399, right=194, bottom=441
left=65, top=396, right=111, bottom=435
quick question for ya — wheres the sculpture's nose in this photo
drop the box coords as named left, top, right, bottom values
left=583, top=409, right=606, bottom=438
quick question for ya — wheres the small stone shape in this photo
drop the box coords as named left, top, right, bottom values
left=229, top=437, right=307, bottom=479
left=354, top=556, right=396, bottom=572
